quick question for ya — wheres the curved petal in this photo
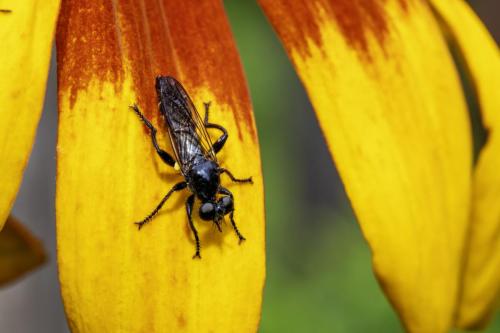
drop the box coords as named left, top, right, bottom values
left=56, top=0, right=264, bottom=332
left=430, top=0, right=500, bottom=329
left=0, top=215, right=46, bottom=286
left=258, top=0, right=471, bottom=332
left=0, top=1, right=60, bottom=230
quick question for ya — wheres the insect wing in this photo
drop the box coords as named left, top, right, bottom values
left=174, top=78, right=217, bottom=161
left=159, top=77, right=216, bottom=174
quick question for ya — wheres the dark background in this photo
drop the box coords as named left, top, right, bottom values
left=0, top=1, right=498, bottom=332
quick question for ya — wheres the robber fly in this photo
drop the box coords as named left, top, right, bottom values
left=130, top=76, right=253, bottom=258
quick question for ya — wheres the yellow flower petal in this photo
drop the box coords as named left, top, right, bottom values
left=56, top=1, right=264, bottom=332
left=0, top=215, right=46, bottom=286
left=430, top=0, right=500, bottom=329
left=258, top=0, right=471, bottom=331
left=0, top=1, right=60, bottom=230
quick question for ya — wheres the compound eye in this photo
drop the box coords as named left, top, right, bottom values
left=218, top=196, right=233, bottom=214
left=199, top=202, right=215, bottom=221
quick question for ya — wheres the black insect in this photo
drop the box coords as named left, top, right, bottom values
left=130, top=76, right=253, bottom=258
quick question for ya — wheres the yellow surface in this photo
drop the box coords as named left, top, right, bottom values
left=0, top=215, right=46, bottom=286
left=0, top=1, right=60, bottom=230
left=260, top=0, right=472, bottom=332
left=57, top=76, right=264, bottom=332
left=431, top=0, right=500, bottom=329
left=55, top=0, right=265, bottom=330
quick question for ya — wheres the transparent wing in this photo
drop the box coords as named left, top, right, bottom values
left=174, top=78, right=217, bottom=161
left=158, top=77, right=216, bottom=175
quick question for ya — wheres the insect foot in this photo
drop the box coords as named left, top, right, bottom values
left=134, top=221, right=147, bottom=230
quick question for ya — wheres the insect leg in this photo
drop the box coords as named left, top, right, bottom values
left=218, top=187, right=246, bottom=243
left=129, top=104, right=176, bottom=167
left=203, top=101, right=228, bottom=154
left=206, top=123, right=228, bottom=154
left=219, top=168, right=253, bottom=184
left=203, top=101, right=211, bottom=124
left=135, top=181, right=187, bottom=229
left=186, top=194, right=201, bottom=259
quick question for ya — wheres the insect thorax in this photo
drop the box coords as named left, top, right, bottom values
left=187, top=157, right=220, bottom=202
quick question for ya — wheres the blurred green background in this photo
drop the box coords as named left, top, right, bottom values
left=222, top=1, right=500, bottom=332
left=0, top=1, right=498, bottom=332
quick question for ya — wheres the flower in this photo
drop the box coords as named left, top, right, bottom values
left=0, top=0, right=498, bottom=332
left=258, top=0, right=500, bottom=331
left=0, top=216, right=46, bottom=286
left=1, top=1, right=265, bottom=332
